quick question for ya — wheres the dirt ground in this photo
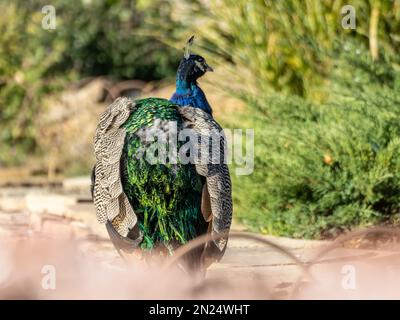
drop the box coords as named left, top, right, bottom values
left=1, top=177, right=400, bottom=299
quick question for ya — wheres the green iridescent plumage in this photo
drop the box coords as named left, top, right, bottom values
left=121, top=98, right=207, bottom=251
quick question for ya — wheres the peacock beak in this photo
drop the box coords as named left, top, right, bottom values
left=204, top=62, right=214, bottom=72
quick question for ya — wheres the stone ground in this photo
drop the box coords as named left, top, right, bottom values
left=2, top=176, right=400, bottom=299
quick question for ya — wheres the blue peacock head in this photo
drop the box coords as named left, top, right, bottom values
left=176, top=36, right=213, bottom=83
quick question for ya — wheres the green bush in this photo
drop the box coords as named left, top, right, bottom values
left=162, top=0, right=400, bottom=237
left=169, top=0, right=400, bottom=98
left=0, top=2, right=69, bottom=165
left=39, top=0, right=180, bottom=80
left=0, top=0, right=181, bottom=166
left=230, top=45, right=400, bottom=238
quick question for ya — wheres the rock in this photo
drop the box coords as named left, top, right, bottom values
left=0, top=196, right=26, bottom=212
left=25, top=193, right=76, bottom=216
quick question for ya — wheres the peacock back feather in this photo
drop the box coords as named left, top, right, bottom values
left=120, top=98, right=207, bottom=251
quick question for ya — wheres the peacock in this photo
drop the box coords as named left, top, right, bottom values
left=91, top=37, right=232, bottom=271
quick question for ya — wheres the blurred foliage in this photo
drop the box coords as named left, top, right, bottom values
left=44, top=0, right=180, bottom=79
left=159, top=0, right=400, bottom=237
left=0, top=2, right=69, bottom=166
left=167, top=0, right=400, bottom=98
left=0, top=0, right=180, bottom=166
left=227, top=44, right=400, bottom=238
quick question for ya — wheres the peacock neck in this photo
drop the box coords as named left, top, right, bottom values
left=175, top=79, right=198, bottom=94
left=171, top=77, right=213, bottom=114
